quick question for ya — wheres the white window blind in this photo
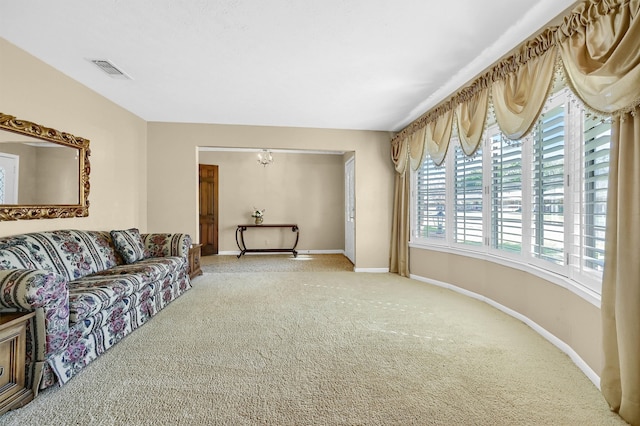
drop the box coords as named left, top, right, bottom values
left=415, top=156, right=446, bottom=240
left=580, top=113, right=610, bottom=277
left=454, top=143, right=483, bottom=246
left=490, top=133, right=523, bottom=254
left=531, top=103, right=565, bottom=267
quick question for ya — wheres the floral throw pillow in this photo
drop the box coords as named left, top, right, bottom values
left=110, top=228, right=149, bottom=264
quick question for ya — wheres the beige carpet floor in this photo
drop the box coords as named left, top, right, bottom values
left=0, top=263, right=625, bottom=425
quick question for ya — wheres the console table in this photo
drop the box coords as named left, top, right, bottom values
left=236, top=224, right=299, bottom=258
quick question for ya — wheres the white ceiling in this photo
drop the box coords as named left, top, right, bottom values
left=1, top=0, right=577, bottom=132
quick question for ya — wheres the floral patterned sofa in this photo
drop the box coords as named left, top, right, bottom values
left=0, top=229, right=192, bottom=395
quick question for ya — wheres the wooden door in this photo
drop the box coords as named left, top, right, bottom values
left=199, top=164, right=218, bottom=255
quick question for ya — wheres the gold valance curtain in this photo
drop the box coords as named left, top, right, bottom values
left=390, top=28, right=559, bottom=170
left=408, top=127, right=427, bottom=171
left=491, top=46, right=558, bottom=140
left=390, top=136, right=408, bottom=174
left=558, top=0, right=640, bottom=115
left=456, top=87, right=489, bottom=156
left=389, top=1, right=640, bottom=423
left=425, top=110, right=454, bottom=166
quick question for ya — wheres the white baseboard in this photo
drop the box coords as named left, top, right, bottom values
left=355, top=268, right=390, bottom=273
left=409, top=273, right=601, bottom=390
left=217, top=250, right=345, bottom=256
left=296, top=250, right=345, bottom=255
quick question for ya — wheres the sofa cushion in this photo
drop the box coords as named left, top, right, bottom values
left=70, top=257, right=185, bottom=323
left=8, top=230, right=119, bottom=281
left=26, top=231, right=99, bottom=280
left=110, top=228, right=149, bottom=264
left=68, top=274, right=145, bottom=323
left=0, top=241, right=38, bottom=270
left=91, top=257, right=184, bottom=285
left=70, top=282, right=160, bottom=336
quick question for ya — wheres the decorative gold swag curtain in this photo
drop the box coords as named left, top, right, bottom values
left=389, top=33, right=559, bottom=275
left=389, top=1, right=640, bottom=423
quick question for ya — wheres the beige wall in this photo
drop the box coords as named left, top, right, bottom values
left=199, top=151, right=345, bottom=252
left=0, top=38, right=148, bottom=236
left=36, top=146, right=79, bottom=205
left=410, top=247, right=603, bottom=376
left=0, top=38, right=394, bottom=268
left=147, top=122, right=393, bottom=269
left=0, top=143, right=38, bottom=204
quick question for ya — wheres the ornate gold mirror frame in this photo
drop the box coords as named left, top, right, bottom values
left=0, top=113, right=90, bottom=220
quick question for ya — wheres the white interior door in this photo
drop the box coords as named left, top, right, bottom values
left=345, top=157, right=355, bottom=264
left=0, top=153, right=19, bottom=204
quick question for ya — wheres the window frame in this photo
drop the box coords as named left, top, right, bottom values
left=411, top=150, right=449, bottom=247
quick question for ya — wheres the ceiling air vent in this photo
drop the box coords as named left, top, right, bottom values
left=89, top=59, right=132, bottom=80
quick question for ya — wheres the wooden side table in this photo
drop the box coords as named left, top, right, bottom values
left=189, top=244, right=203, bottom=279
left=0, top=312, right=35, bottom=414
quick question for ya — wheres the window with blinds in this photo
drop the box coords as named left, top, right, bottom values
left=410, top=81, right=611, bottom=295
left=415, top=156, right=446, bottom=240
left=531, top=103, right=565, bottom=266
left=490, top=133, right=523, bottom=254
left=454, top=143, right=483, bottom=246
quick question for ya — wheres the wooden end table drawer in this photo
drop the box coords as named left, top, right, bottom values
left=189, top=244, right=203, bottom=279
left=0, top=312, right=35, bottom=414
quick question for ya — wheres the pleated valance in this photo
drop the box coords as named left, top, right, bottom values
left=390, top=0, right=640, bottom=173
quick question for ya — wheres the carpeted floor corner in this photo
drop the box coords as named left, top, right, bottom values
left=0, top=264, right=625, bottom=425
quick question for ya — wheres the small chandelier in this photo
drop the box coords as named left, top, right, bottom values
left=257, top=149, right=274, bottom=167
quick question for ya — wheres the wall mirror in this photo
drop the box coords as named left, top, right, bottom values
left=0, top=112, right=90, bottom=220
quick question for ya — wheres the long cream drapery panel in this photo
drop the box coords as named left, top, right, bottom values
left=389, top=136, right=408, bottom=276
left=556, top=1, right=640, bottom=424
left=389, top=127, right=426, bottom=276
left=389, top=171, right=410, bottom=277
left=389, top=1, right=640, bottom=423
left=601, top=111, right=640, bottom=426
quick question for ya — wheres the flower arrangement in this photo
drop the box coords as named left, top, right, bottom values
left=251, top=207, right=265, bottom=225
left=251, top=208, right=265, bottom=218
